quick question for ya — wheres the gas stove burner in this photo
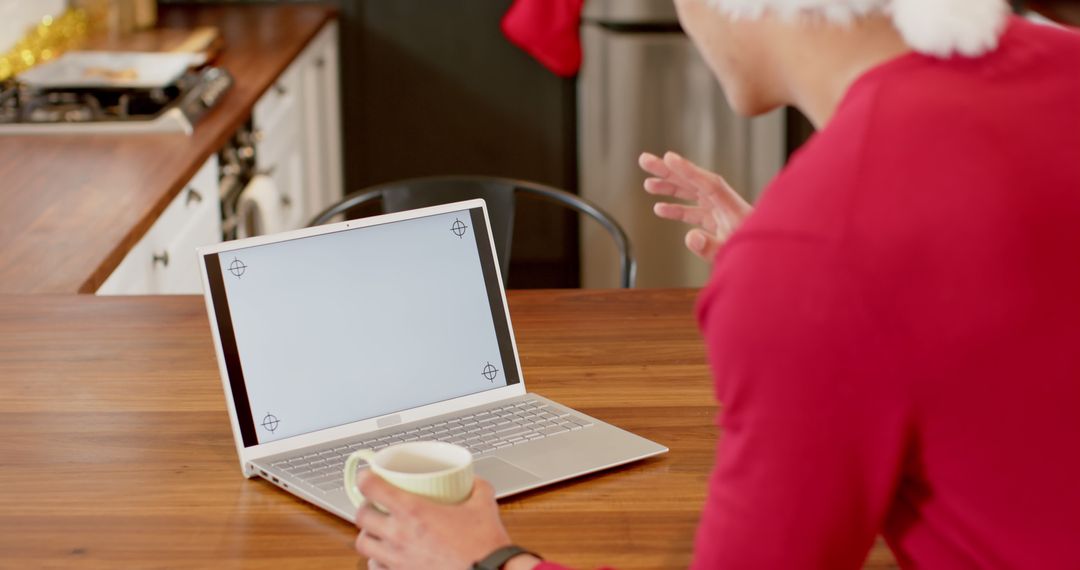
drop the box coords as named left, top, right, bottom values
left=29, top=95, right=102, bottom=123
left=0, top=66, right=232, bottom=135
left=25, top=85, right=175, bottom=123
left=0, top=81, right=17, bottom=123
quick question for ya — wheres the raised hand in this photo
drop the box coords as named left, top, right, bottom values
left=639, top=151, right=752, bottom=262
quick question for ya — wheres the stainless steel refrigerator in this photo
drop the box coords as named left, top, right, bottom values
left=579, top=0, right=786, bottom=288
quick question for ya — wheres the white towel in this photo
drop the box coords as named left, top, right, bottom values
left=236, top=174, right=285, bottom=238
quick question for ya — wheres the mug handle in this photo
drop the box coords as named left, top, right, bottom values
left=344, top=449, right=375, bottom=509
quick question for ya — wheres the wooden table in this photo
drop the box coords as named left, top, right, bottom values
left=0, top=289, right=898, bottom=569
left=0, top=4, right=336, bottom=295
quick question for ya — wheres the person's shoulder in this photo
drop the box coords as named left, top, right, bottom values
left=731, top=17, right=1080, bottom=257
left=730, top=100, right=872, bottom=248
left=736, top=48, right=922, bottom=240
left=1009, top=15, right=1080, bottom=55
left=860, top=16, right=1080, bottom=130
left=847, top=17, right=1080, bottom=200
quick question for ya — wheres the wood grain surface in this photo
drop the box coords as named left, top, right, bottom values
left=0, top=4, right=335, bottom=295
left=0, top=289, right=897, bottom=569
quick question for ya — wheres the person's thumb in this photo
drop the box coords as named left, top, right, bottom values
left=470, top=478, right=497, bottom=503
left=685, top=229, right=721, bottom=262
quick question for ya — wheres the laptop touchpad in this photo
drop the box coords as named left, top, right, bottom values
left=475, top=457, right=541, bottom=492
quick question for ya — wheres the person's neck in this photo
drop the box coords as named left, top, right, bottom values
left=773, top=14, right=911, bottom=129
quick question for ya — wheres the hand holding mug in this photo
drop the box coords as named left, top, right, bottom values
left=345, top=442, right=531, bottom=569
left=344, top=441, right=474, bottom=508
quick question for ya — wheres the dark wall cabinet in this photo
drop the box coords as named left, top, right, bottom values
left=344, top=0, right=580, bottom=288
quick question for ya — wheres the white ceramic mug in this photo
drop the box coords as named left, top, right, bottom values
left=343, top=441, right=474, bottom=509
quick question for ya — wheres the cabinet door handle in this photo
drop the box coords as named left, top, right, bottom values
left=280, top=194, right=293, bottom=208
left=315, top=56, right=326, bottom=69
left=185, top=187, right=203, bottom=206
left=255, top=166, right=276, bottom=177
left=273, top=83, right=287, bottom=96
left=152, top=251, right=170, bottom=268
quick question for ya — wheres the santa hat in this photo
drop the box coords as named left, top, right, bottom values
left=706, top=0, right=1012, bottom=58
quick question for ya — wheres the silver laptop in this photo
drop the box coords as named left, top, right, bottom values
left=198, top=199, right=667, bottom=520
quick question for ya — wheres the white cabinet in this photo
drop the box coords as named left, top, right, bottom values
left=254, top=60, right=307, bottom=231
left=250, top=21, right=343, bottom=232
left=301, top=22, right=344, bottom=219
left=97, top=21, right=342, bottom=295
left=97, top=157, right=221, bottom=295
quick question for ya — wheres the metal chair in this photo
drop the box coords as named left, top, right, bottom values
left=309, top=176, right=636, bottom=288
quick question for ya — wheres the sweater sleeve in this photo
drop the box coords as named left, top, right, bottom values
left=691, top=234, right=913, bottom=569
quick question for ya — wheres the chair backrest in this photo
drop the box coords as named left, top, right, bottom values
left=309, top=176, right=636, bottom=288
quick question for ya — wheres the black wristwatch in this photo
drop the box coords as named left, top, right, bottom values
left=472, top=545, right=540, bottom=570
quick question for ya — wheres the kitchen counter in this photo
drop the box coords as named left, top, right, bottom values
left=0, top=4, right=337, bottom=294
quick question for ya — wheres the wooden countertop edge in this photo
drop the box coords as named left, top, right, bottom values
left=77, top=137, right=225, bottom=295
left=76, top=6, right=339, bottom=294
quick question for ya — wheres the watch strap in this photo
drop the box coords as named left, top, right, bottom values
left=472, top=545, right=539, bottom=570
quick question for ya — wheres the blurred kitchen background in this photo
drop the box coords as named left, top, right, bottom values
left=2, top=0, right=1056, bottom=290
left=221, top=0, right=793, bottom=289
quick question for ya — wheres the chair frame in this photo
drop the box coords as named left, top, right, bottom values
left=309, top=176, right=636, bottom=288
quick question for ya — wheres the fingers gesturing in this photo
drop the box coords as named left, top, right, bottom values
left=640, top=151, right=752, bottom=262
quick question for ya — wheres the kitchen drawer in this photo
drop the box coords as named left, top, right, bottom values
left=150, top=156, right=219, bottom=243
left=253, top=61, right=302, bottom=139
left=97, top=156, right=221, bottom=295
left=96, top=227, right=156, bottom=295
left=257, top=134, right=307, bottom=231
left=255, top=98, right=301, bottom=169
left=154, top=195, right=222, bottom=294
left=256, top=106, right=306, bottom=230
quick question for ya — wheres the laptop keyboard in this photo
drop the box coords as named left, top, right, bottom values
left=267, top=398, right=595, bottom=493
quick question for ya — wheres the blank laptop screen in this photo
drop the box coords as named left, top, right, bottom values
left=203, top=206, right=520, bottom=447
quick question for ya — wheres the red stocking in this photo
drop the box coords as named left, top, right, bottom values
left=501, top=0, right=586, bottom=77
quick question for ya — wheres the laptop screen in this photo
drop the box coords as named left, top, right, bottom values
left=203, top=205, right=520, bottom=447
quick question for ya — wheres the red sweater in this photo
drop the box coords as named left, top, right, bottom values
left=538, top=17, right=1080, bottom=570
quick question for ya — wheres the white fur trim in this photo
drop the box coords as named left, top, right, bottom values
left=705, top=0, right=1011, bottom=58
left=706, top=0, right=886, bottom=24
left=891, top=0, right=1010, bottom=57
